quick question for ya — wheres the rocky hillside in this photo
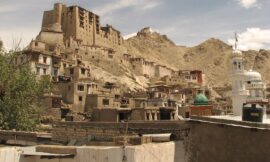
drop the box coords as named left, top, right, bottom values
left=124, top=27, right=187, bottom=70
left=124, top=27, right=270, bottom=86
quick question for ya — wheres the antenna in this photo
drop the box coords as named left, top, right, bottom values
left=234, top=32, right=238, bottom=50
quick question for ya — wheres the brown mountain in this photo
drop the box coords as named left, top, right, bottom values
left=124, top=27, right=270, bottom=86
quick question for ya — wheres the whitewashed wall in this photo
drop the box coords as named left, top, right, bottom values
left=0, top=141, right=186, bottom=162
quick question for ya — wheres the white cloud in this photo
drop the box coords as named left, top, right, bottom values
left=236, top=0, right=258, bottom=9
left=93, top=0, right=161, bottom=16
left=141, top=1, right=160, bottom=10
left=228, top=28, right=270, bottom=51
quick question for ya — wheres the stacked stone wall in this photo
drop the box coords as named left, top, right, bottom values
left=52, top=121, right=190, bottom=143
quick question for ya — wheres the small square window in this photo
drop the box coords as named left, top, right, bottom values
left=54, top=69, right=58, bottom=76
left=81, top=68, right=86, bottom=75
left=77, top=85, right=84, bottom=91
left=36, top=67, right=40, bottom=74
left=79, top=96, right=83, bottom=102
left=70, top=68, right=74, bottom=75
left=43, top=57, right=47, bottom=64
left=43, top=68, right=47, bottom=75
left=102, top=99, right=109, bottom=106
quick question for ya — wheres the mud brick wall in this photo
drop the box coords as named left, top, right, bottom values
left=52, top=121, right=190, bottom=143
left=187, top=116, right=270, bottom=162
left=0, top=130, right=51, bottom=143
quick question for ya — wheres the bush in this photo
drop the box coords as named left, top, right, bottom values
left=0, top=50, right=52, bottom=131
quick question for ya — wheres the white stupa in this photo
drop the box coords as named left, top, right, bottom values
left=231, top=34, right=266, bottom=116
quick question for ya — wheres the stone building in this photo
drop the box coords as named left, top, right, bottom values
left=146, top=83, right=180, bottom=120
left=130, top=57, right=156, bottom=78
left=41, top=93, right=65, bottom=121
left=58, top=80, right=98, bottom=113
left=163, top=70, right=205, bottom=86
left=155, top=65, right=173, bottom=78
left=42, top=3, right=123, bottom=49
left=85, top=93, right=124, bottom=122
left=16, top=40, right=64, bottom=79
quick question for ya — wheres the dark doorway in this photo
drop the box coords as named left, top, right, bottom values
left=160, top=110, right=171, bottom=120
left=61, top=109, right=70, bottom=119
left=119, top=113, right=129, bottom=121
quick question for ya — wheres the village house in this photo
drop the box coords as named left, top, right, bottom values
left=155, top=65, right=174, bottom=78
left=16, top=40, right=64, bottom=79
left=163, top=70, right=205, bottom=86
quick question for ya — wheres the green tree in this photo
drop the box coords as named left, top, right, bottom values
left=0, top=51, right=52, bottom=131
left=0, top=40, right=3, bottom=51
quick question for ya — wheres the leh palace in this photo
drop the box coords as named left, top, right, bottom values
left=2, top=2, right=270, bottom=162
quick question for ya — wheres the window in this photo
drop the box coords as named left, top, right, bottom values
left=78, top=96, right=83, bottom=102
left=35, top=42, right=38, bottom=46
left=233, top=61, right=237, bottom=70
left=81, top=68, right=86, bottom=75
left=102, top=99, right=109, bottom=106
left=43, top=68, right=47, bottom=75
left=115, top=95, right=120, bottom=99
left=70, top=68, right=74, bottom=75
left=146, top=113, right=150, bottom=120
left=63, top=63, right=66, bottom=68
left=43, top=56, right=47, bottom=64
left=68, top=85, right=71, bottom=91
left=77, top=85, right=84, bottom=91
left=36, top=67, right=40, bottom=74
left=238, top=62, right=241, bottom=69
left=54, top=69, right=58, bottom=76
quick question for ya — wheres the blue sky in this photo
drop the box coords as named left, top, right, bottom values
left=0, top=0, right=270, bottom=50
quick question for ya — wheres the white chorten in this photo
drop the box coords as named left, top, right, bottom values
left=231, top=34, right=266, bottom=116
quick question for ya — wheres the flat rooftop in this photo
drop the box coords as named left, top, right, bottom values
left=190, top=115, right=270, bottom=129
